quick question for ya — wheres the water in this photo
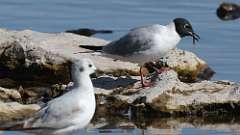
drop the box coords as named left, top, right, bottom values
left=0, top=0, right=240, bottom=81
left=1, top=116, right=240, bottom=135
left=0, top=0, right=240, bottom=135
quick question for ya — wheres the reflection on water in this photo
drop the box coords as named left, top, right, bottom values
left=1, top=116, right=240, bottom=135
left=87, top=128, right=181, bottom=135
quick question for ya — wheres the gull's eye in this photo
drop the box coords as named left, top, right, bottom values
left=88, top=64, right=92, bottom=68
left=184, top=24, right=191, bottom=29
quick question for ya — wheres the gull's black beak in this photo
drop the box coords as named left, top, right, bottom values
left=90, top=72, right=97, bottom=78
left=189, top=32, right=200, bottom=44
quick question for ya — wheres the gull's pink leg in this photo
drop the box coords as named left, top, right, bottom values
left=140, top=66, right=154, bottom=87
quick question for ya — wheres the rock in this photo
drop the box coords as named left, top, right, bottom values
left=0, top=87, right=21, bottom=102
left=217, top=2, right=240, bottom=21
left=0, top=29, right=139, bottom=83
left=0, top=41, right=25, bottom=70
left=0, top=82, right=67, bottom=105
left=156, top=49, right=214, bottom=82
left=93, top=70, right=240, bottom=116
left=0, top=78, right=18, bottom=88
left=65, top=28, right=113, bottom=36
left=19, top=87, right=52, bottom=104
left=0, top=28, right=224, bottom=120
left=20, top=84, right=68, bottom=104
left=0, top=28, right=212, bottom=83
left=144, top=71, right=240, bottom=115
left=0, top=102, right=40, bottom=121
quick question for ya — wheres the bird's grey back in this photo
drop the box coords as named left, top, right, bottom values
left=103, top=24, right=164, bottom=56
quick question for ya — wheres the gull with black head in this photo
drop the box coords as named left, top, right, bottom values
left=80, top=18, right=200, bottom=87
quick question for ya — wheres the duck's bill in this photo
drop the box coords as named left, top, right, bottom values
left=189, top=32, right=200, bottom=44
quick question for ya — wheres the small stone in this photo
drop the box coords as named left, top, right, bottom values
left=0, top=102, right=40, bottom=121
left=0, top=87, right=21, bottom=102
left=217, top=2, right=240, bottom=21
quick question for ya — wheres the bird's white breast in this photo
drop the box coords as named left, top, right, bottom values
left=126, top=23, right=181, bottom=64
left=151, top=23, right=181, bottom=56
left=75, top=91, right=96, bottom=124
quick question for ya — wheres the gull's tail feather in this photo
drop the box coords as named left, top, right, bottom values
left=79, top=45, right=104, bottom=51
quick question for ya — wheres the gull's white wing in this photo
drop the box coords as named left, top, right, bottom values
left=24, top=90, right=81, bottom=129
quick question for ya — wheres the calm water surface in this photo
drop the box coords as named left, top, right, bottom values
left=0, top=0, right=240, bottom=135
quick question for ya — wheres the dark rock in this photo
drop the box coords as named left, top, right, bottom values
left=0, top=41, right=25, bottom=70
left=0, top=78, right=18, bottom=88
left=217, top=2, right=240, bottom=21
left=66, top=28, right=113, bottom=36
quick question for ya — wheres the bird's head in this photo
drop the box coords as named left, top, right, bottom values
left=173, top=18, right=200, bottom=44
left=71, top=58, right=96, bottom=77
